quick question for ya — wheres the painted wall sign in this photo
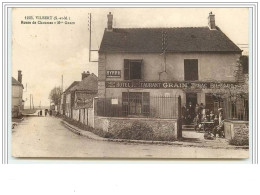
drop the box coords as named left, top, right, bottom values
left=106, top=70, right=121, bottom=78
left=105, top=81, right=239, bottom=89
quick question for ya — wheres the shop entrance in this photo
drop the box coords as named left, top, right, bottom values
left=184, top=93, right=197, bottom=125
left=186, top=93, right=197, bottom=107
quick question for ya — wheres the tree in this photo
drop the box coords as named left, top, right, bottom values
left=211, top=56, right=249, bottom=103
left=49, top=86, right=62, bottom=105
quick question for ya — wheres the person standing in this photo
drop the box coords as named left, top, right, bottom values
left=213, top=108, right=225, bottom=138
left=181, top=105, right=187, bottom=124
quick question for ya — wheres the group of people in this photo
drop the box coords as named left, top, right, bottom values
left=38, top=109, right=52, bottom=117
left=194, top=107, right=225, bottom=139
left=182, top=102, right=225, bottom=139
left=182, top=102, right=205, bottom=125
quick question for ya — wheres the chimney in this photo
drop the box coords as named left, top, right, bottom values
left=107, top=12, right=113, bottom=31
left=208, top=12, right=216, bottom=30
left=18, top=70, right=22, bottom=84
left=82, top=71, right=90, bottom=80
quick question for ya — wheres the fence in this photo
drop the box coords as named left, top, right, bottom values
left=96, top=96, right=179, bottom=119
left=223, top=98, right=249, bottom=121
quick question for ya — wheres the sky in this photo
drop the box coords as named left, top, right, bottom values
left=12, top=8, right=249, bottom=107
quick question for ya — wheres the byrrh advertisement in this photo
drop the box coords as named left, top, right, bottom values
left=11, top=8, right=249, bottom=159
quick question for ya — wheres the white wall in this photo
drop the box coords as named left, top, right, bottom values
left=12, top=85, right=23, bottom=108
left=103, top=52, right=240, bottom=82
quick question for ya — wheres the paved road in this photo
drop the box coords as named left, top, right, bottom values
left=12, top=116, right=248, bottom=158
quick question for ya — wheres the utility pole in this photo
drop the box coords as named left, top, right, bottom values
left=32, top=95, right=34, bottom=109
left=30, top=94, right=31, bottom=110
left=88, top=13, right=92, bottom=63
left=61, top=75, right=63, bottom=92
left=88, top=13, right=98, bottom=62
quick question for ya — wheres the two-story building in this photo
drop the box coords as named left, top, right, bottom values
left=98, top=12, right=246, bottom=121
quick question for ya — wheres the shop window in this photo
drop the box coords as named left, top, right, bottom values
left=205, top=93, right=223, bottom=114
left=122, top=92, right=150, bottom=116
left=184, top=59, right=198, bottom=81
left=124, top=59, right=143, bottom=80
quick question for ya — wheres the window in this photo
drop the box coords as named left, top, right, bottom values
left=122, top=92, right=150, bottom=116
left=184, top=59, right=198, bottom=81
left=124, top=59, right=143, bottom=80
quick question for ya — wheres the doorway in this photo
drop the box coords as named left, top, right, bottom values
left=185, top=93, right=197, bottom=125
left=186, top=93, right=197, bottom=107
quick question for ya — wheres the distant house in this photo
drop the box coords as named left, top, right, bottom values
left=60, top=81, right=80, bottom=116
left=12, top=70, right=24, bottom=118
left=63, top=71, right=98, bottom=126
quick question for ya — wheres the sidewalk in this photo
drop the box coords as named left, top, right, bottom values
left=61, top=120, right=249, bottom=150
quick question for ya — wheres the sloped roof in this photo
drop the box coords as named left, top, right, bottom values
left=63, top=81, right=80, bottom=94
left=69, top=73, right=98, bottom=92
left=99, top=27, right=242, bottom=53
left=12, top=77, right=23, bottom=88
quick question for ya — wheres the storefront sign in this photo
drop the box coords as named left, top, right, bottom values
left=106, top=70, right=121, bottom=78
left=105, top=81, right=239, bottom=89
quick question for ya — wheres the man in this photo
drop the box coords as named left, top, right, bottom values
left=181, top=105, right=187, bottom=124
left=213, top=108, right=225, bottom=138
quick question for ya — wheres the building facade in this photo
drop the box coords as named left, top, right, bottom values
left=12, top=71, right=24, bottom=117
left=98, top=12, right=246, bottom=120
left=63, top=72, right=98, bottom=125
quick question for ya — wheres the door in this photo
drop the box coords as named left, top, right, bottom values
left=186, top=93, right=197, bottom=106
left=185, top=93, right=197, bottom=124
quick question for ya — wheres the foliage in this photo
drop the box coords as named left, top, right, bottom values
left=112, top=120, right=154, bottom=140
left=111, top=120, right=175, bottom=141
left=229, top=125, right=249, bottom=146
left=49, top=86, right=63, bottom=105
left=210, top=57, right=248, bottom=103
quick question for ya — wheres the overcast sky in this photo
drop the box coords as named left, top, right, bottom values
left=12, top=8, right=249, bottom=107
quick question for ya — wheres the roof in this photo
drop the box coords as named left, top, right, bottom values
left=99, top=27, right=242, bottom=53
left=63, top=81, right=80, bottom=94
left=12, top=77, right=23, bottom=88
left=69, top=73, right=98, bottom=92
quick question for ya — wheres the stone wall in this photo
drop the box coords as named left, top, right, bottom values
left=94, top=116, right=178, bottom=140
left=224, top=120, right=249, bottom=140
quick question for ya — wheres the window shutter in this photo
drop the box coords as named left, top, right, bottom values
left=142, top=92, right=150, bottom=116
left=124, top=59, right=130, bottom=80
left=141, top=60, right=144, bottom=80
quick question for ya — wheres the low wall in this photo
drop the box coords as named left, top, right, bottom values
left=94, top=117, right=178, bottom=140
left=71, top=108, right=95, bottom=128
left=224, top=120, right=249, bottom=140
left=72, top=109, right=80, bottom=121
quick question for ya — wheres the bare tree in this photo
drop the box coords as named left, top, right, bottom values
left=49, top=86, right=62, bottom=105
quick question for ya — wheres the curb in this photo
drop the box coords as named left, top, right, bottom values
left=61, top=120, right=249, bottom=150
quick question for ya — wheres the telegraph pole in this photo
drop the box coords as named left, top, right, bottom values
left=88, top=13, right=92, bottom=63
left=88, top=13, right=98, bottom=62
left=32, top=95, right=34, bottom=109
left=30, top=94, right=31, bottom=109
left=61, top=75, right=63, bottom=92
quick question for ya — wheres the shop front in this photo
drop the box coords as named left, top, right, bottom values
left=99, top=80, right=240, bottom=119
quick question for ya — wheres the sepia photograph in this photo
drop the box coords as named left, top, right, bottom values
left=11, top=7, right=249, bottom=159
